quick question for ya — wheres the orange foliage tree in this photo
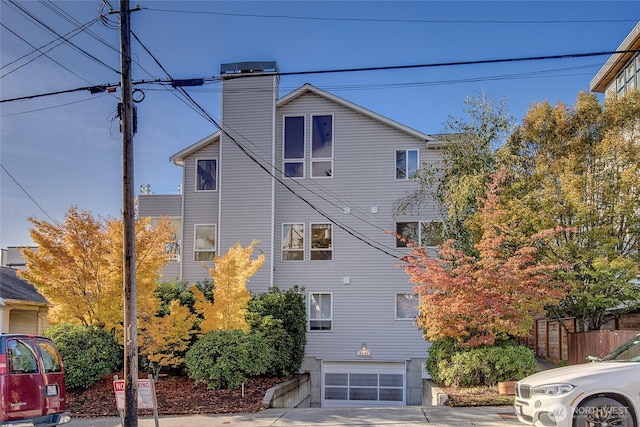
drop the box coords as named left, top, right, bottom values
left=404, top=170, right=569, bottom=347
left=19, top=207, right=173, bottom=336
left=140, top=300, right=196, bottom=379
left=193, top=240, right=265, bottom=333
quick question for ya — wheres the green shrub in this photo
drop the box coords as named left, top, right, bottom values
left=185, top=330, right=273, bottom=389
left=247, top=285, right=306, bottom=375
left=45, top=323, right=122, bottom=391
left=425, top=338, right=457, bottom=383
left=429, top=340, right=535, bottom=387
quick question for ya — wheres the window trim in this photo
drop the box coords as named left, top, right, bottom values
left=193, top=223, right=217, bottom=262
left=311, top=114, right=334, bottom=179
left=310, top=222, right=333, bottom=261
left=395, top=292, right=420, bottom=321
left=309, top=292, right=333, bottom=332
left=195, top=158, right=218, bottom=192
left=395, top=149, right=419, bottom=181
left=282, top=223, right=305, bottom=261
left=283, top=115, right=306, bottom=179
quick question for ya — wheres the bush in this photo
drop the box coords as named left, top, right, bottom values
left=45, top=323, right=122, bottom=391
left=185, top=330, right=273, bottom=389
left=247, top=285, right=306, bottom=375
left=428, top=340, right=535, bottom=387
left=425, top=338, right=457, bottom=384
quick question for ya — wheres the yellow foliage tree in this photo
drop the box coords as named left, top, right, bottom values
left=140, top=300, right=196, bottom=379
left=19, top=207, right=173, bottom=335
left=193, top=240, right=265, bottom=333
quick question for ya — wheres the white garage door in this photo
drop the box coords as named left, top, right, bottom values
left=322, top=362, right=405, bottom=407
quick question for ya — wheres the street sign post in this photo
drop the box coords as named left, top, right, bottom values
left=114, top=375, right=159, bottom=427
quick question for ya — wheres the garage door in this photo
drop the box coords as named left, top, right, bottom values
left=322, top=362, right=405, bottom=407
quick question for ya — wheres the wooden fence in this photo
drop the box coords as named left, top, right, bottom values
left=567, top=330, right=640, bottom=365
left=525, top=316, right=576, bottom=363
left=526, top=314, right=640, bottom=365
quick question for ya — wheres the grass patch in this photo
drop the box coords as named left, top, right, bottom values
left=441, top=385, right=515, bottom=407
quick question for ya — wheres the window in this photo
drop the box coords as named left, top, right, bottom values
left=626, top=62, right=636, bottom=92
left=617, top=73, right=626, bottom=95
left=396, top=221, right=444, bottom=247
left=194, top=224, right=216, bottom=261
left=311, top=223, right=332, bottom=260
left=151, top=217, right=182, bottom=262
left=309, top=293, right=332, bottom=331
left=282, top=223, right=304, bottom=261
left=284, top=116, right=305, bottom=178
left=636, top=56, right=640, bottom=90
left=196, top=159, right=217, bottom=191
left=421, top=221, right=445, bottom=247
left=396, top=293, right=419, bottom=320
left=311, top=115, right=333, bottom=178
left=8, top=339, right=38, bottom=374
left=37, top=341, right=62, bottom=373
left=396, top=222, right=418, bottom=247
left=396, top=149, right=419, bottom=180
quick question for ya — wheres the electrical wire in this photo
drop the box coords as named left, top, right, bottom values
left=2, top=49, right=634, bottom=103
left=0, top=163, right=60, bottom=225
left=140, top=6, right=639, bottom=24
left=130, top=31, right=404, bottom=258
left=5, top=0, right=120, bottom=75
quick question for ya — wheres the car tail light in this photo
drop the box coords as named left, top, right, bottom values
left=0, top=354, right=7, bottom=374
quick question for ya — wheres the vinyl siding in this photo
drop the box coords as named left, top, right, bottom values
left=137, top=194, right=183, bottom=280
left=181, top=143, right=220, bottom=281
left=218, top=75, right=277, bottom=292
left=273, top=92, right=437, bottom=361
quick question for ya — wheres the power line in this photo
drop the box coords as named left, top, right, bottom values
left=2, top=49, right=635, bottom=103
left=5, top=0, right=120, bottom=75
left=127, top=29, right=404, bottom=258
left=140, top=6, right=639, bottom=24
left=0, top=163, right=59, bottom=225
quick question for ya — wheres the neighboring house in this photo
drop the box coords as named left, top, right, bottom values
left=138, top=61, right=445, bottom=407
left=590, top=21, right=640, bottom=97
left=0, top=246, right=37, bottom=270
left=0, top=266, right=50, bottom=334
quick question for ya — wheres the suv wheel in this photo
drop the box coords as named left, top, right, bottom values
left=574, top=397, right=635, bottom=427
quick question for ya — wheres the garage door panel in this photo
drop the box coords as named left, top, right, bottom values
left=323, top=362, right=405, bottom=407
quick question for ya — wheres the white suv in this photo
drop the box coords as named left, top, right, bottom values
left=515, top=333, right=639, bottom=427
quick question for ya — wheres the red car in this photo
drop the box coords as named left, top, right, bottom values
left=0, top=334, right=71, bottom=426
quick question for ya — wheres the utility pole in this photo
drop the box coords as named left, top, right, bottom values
left=119, top=1, right=137, bottom=426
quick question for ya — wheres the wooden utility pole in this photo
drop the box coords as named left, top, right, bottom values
left=119, top=1, right=137, bottom=425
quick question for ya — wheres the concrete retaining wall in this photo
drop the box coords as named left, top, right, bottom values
left=423, top=380, right=448, bottom=406
left=262, top=374, right=311, bottom=408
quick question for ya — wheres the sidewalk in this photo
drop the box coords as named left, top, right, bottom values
left=66, top=405, right=521, bottom=427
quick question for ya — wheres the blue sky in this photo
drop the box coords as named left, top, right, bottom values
left=1, top=1, right=639, bottom=248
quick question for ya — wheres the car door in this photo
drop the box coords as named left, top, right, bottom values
left=35, top=338, right=66, bottom=415
left=4, top=338, right=43, bottom=421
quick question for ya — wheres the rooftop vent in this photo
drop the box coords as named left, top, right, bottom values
left=220, top=61, right=279, bottom=78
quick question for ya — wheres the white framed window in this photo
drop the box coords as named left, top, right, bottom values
left=311, top=115, right=333, bottom=178
left=309, top=292, right=332, bottom=331
left=617, top=73, right=626, bottom=95
left=194, top=224, right=216, bottom=261
left=196, top=159, right=217, bottom=191
left=395, top=149, right=419, bottom=180
left=396, top=221, right=444, bottom=248
left=284, top=116, right=305, bottom=178
left=282, top=223, right=304, bottom=261
left=395, top=293, right=419, bottom=320
left=311, top=223, right=332, bottom=260
left=150, top=217, right=182, bottom=262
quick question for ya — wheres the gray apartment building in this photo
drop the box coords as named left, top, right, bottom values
left=138, top=61, right=445, bottom=407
